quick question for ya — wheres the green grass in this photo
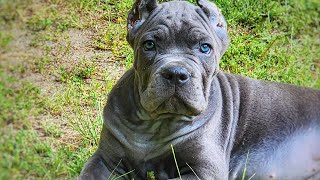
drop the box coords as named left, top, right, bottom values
left=0, top=72, right=64, bottom=179
left=0, top=0, right=319, bottom=179
left=0, top=31, right=11, bottom=49
left=0, top=71, right=43, bottom=127
left=216, top=0, right=320, bottom=87
left=94, top=0, right=134, bottom=67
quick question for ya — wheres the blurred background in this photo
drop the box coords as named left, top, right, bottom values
left=0, top=0, right=319, bottom=179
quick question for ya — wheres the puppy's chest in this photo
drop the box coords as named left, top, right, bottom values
left=125, top=119, right=191, bottom=161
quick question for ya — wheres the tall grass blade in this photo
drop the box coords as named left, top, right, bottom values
left=186, top=162, right=200, bottom=180
left=107, top=159, right=122, bottom=180
left=112, top=169, right=135, bottom=180
left=248, top=173, right=256, bottom=180
left=241, top=151, right=250, bottom=180
left=171, top=144, right=182, bottom=180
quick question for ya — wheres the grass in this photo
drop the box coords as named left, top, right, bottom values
left=0, top=72, right=43, bottom=127
left=217, top=0, right=320, bottom=87
left=171, top=144, right=182, bottom=180
left=0, top=73, right=65, bottom=179
left=0, top=31, right=11, bottom=49
left=0, top=0, right=319, bottom=179
left=241, top=151, right=249, bottom=180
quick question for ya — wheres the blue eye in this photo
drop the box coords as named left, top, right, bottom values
left=144, top=40, right=155, bottom=51
left=200, top=43, right=211, bottom=54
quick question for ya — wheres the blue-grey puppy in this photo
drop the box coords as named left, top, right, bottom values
left=79, top=0, right=320, bottom=179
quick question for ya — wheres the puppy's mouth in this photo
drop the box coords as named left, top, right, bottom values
left=150, top=94, right=202, bottom=118
left=155, top=113, right=195, bottom=121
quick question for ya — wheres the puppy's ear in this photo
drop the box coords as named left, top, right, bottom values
left=196, top=0, right=230, bottom=56
left=127, top=0, right=158, bottom=47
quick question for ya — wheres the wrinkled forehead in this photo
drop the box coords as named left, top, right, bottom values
left=140, top=1, right=213, bottom=39
left=157, top=2, right=206, bottom=27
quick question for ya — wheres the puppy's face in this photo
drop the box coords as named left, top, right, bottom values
left=127, top=0, right=229, bottom=119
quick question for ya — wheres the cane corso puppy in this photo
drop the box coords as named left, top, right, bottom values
left=79, top=0, right=320, bottom=179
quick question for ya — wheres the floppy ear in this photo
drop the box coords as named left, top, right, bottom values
left=196, top=0, right=230, bottom=56
left=127, top=0, right=158, bottom=47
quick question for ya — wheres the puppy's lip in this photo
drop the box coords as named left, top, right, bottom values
left=152, top=97, right=202, bottom=120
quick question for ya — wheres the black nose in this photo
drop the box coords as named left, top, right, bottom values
left=161, top=67, right=190, bottom=85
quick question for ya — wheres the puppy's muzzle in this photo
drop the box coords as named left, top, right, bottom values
left=161, top=66, right=191, bottom=86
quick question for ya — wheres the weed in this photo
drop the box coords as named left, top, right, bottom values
left=33, top=56, right=52, bottom=73
left=0, top=72, right=43, bottom=127
left=0, top=31, right=11, bottom=48
left=42, top=122, right=63, bottom=138
left=147, top=171, right=156, bottom=180
left=0, top=128, right=68, bottom=179
left=94, top=0, right=134, bottom=65
left=0, top=0, right=32, bottom=25
left=57, top=59, right=96, bottom=83
left=26, top=4, right=74, bottom=32
left=28, top=17, right=53, bottom=31
left=95, top=22, right=133, bottom=67
left=69, top=101, right=103, bottom=146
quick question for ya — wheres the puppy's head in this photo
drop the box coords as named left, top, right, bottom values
left=127, top=0, right=229, bottom=119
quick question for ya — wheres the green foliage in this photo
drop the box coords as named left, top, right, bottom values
left=33, top=56, right=52, bottom=73
left=215, top=0, right=319, bottom=87
left=42, top=122, right=63, bottom=138
left=26, top=4, right=74, bottom=32
left=95, top=23, right=132, bottom=59
left=94, top=0, right=134, bottom=66
left=0, top=31, right=11, bottom=48
left=0, top=128, right=67, bottom=179
left=57, top=59, right=96, bottom=83
left=27, top=17, right=53, bottom=31
left=0, top=71, right=103, bottom=178
left=147, top=171, right=156, bottom=180
left=0, top=0, right=31, bottom=25
left=0, top=72, right=43, bottom=127
left=69, top=102, right=104, bottom=146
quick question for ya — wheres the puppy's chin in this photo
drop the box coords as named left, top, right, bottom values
left=140, top=94, right=207, bottom=120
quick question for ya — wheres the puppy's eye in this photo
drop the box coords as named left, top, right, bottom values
left=143, top=40, right=156, bottom=51
left=199, top=43, right=211, bottom=54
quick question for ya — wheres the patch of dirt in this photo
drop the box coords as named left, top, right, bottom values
left=0, top=22, right=126, bottom=147
left=0, top=28, right=40, bottom=69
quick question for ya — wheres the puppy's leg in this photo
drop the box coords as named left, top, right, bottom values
left=78, top=153, right=111, bottom=180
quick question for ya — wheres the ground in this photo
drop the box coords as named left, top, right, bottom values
left=0, top=0, right=319, bottom=179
